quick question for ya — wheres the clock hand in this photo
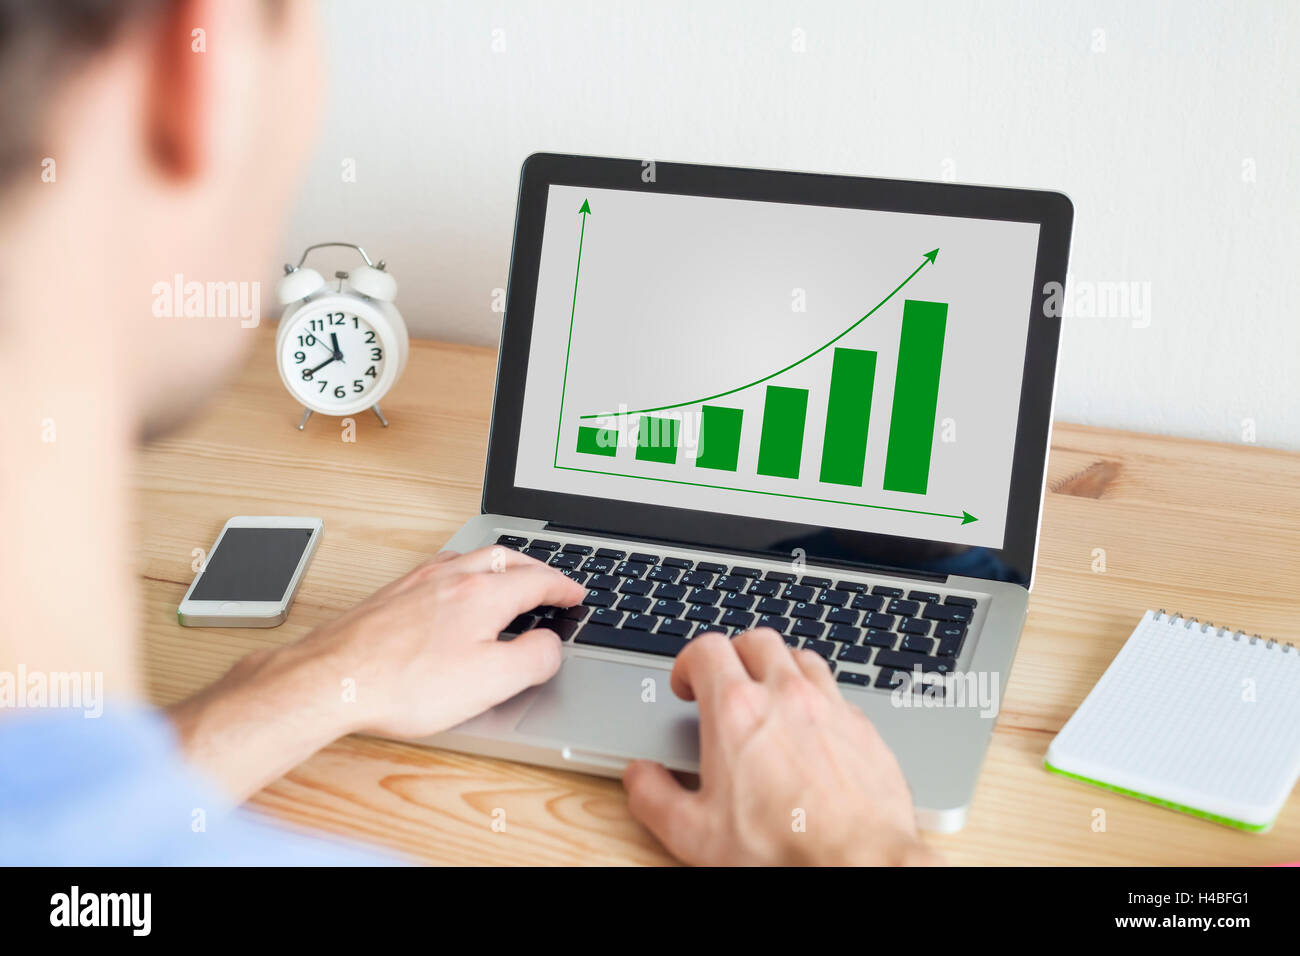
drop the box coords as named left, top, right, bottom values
left=330, top=332, right=343, bottom=361
left=303, top=354, right=337, bottom=378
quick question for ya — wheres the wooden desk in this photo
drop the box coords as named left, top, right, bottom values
left=134, top=327, right=1300, bottom=865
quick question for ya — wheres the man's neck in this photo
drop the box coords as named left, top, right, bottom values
left=1, top=211, right=142, bottom=703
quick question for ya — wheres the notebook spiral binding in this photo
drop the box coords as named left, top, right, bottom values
left=1155, top=609, right=1294, bottom=653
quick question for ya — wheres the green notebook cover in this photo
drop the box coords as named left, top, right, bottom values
left=1043, top=760, right=1272, bottom=833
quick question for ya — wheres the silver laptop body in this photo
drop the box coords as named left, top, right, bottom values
left=411, top=155, right=1072, bottom=832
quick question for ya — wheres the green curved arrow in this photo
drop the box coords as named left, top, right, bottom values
left=579, top=247, right=939, bottom=420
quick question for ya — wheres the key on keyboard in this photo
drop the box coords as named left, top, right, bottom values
left=575, top=623, right=687, bottom=657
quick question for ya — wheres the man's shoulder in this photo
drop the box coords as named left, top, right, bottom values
left=0, top=703, right=395, bottom=866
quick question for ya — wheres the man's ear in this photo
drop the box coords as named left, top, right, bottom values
left=146, top=0, right=212, bottom=180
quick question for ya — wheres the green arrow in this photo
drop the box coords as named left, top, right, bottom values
left=552, top=199, right=591, bottom=466
left=554, top=464, right=977, bottom=523
left=580, top=246, right=940, bottom=419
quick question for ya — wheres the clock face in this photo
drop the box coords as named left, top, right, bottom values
left=280, top=308, right=388, bottom=410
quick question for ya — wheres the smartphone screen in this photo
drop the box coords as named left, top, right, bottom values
left=189, top=527, right=314, bottom=602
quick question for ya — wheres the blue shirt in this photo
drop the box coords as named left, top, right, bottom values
left=0, top=704, right=397, bottom=865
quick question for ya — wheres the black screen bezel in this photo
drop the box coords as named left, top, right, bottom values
left=482, top=154, right=1072, bottom=589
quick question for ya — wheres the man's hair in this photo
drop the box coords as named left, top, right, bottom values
left=0, top=0, right=281, bottom=187
left=0, top=0, right=170, bottom=184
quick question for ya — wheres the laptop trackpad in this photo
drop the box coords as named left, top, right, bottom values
left=515, top=655, right=700, bottom=769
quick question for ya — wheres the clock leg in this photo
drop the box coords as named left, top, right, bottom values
left=297, top=408, right=313, bottom=431
left=370, top=404, right=389, bottom=427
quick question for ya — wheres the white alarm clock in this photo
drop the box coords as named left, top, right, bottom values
left=275, top=242, right=409, bottom=429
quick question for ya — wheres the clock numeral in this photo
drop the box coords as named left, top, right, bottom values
left=301, top=369, right=313, bottom=381
left=364, top=331, right=376, bottom=343
left=328, top=312, right=346, bottom=326
left=365, top=365, right=377, bottom=378
left=370, top=347, right=383, bottom=361
left=352, top=316, right=359, bottom=328
left=297, top=334, right=317, bottom=346
left=353, top=379, right=364, bottom=393
left=333, top=385, right=346, bottom=399
left=309, top=318, right=323, bottom=332
left=318, top=380, right=328, bottom=393
left=294, top=351, right=306, bottom=364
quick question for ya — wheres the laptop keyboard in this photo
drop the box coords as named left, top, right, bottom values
left=494, top=533, right=981, bottom=694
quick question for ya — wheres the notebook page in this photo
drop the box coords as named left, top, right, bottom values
left=1048, top=610, right=1300, bottom=825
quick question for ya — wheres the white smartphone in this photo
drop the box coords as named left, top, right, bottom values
left=178, top=516, right=323, bottom=627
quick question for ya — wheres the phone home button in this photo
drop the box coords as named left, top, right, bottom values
left=219, top=602, right=241, bottom=613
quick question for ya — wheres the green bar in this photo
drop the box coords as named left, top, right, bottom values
left=695, top=405, right=743, bottom=472
left=576, top=425, right=618, bottom=457
left=819, top=348, right=877, bottom=486
left=756, top=386, right=808, bottom=479
left=883, top=299, right=948, bottom=494
left=636, top=415, right=678, bottom=464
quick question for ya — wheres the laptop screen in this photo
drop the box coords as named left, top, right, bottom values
left=513, top=183, right=1041, bottom=552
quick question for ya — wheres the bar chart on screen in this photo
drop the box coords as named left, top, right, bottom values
left=552, top=197, right=973, bottom=526
left=516, top=184, right=1038, bottom=548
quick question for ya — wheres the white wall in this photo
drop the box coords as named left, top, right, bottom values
left=284, top=0, right=1300, bottom=450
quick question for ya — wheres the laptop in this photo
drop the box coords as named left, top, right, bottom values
left=427, top=153, right=1072, bottom=832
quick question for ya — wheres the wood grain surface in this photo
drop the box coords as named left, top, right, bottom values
left=132, top=326, right=1300, bottom=865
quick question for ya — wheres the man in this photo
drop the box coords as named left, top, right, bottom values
left=0, top=0, right=940, bottom=866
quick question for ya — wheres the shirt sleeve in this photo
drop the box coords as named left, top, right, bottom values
left=0, top=703, right=400, bottom=866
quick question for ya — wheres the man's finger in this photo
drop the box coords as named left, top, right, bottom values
left=731, top=627, right=800, bottom=682
left=462, top=562, right=587, bottom=628
left=793, top=647, right=840, bottom=697
left=623, top=760, right=705, bottom=864
left=471, top=628, right=565, bottom=705
left=388, top=547, right=478, bottom=596
left=445, top=543, right=547, bottom=575
left=670, top=631, right=750, bottom=715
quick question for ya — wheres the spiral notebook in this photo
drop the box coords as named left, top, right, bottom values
left=1045, top=610, right=1300, bottom=832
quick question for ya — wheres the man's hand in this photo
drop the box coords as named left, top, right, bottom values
left=622, top=628, right=943, bottom=866
left=298, top=546, right=585, bottom=737
left=169, top=546, right=584, bottom=800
